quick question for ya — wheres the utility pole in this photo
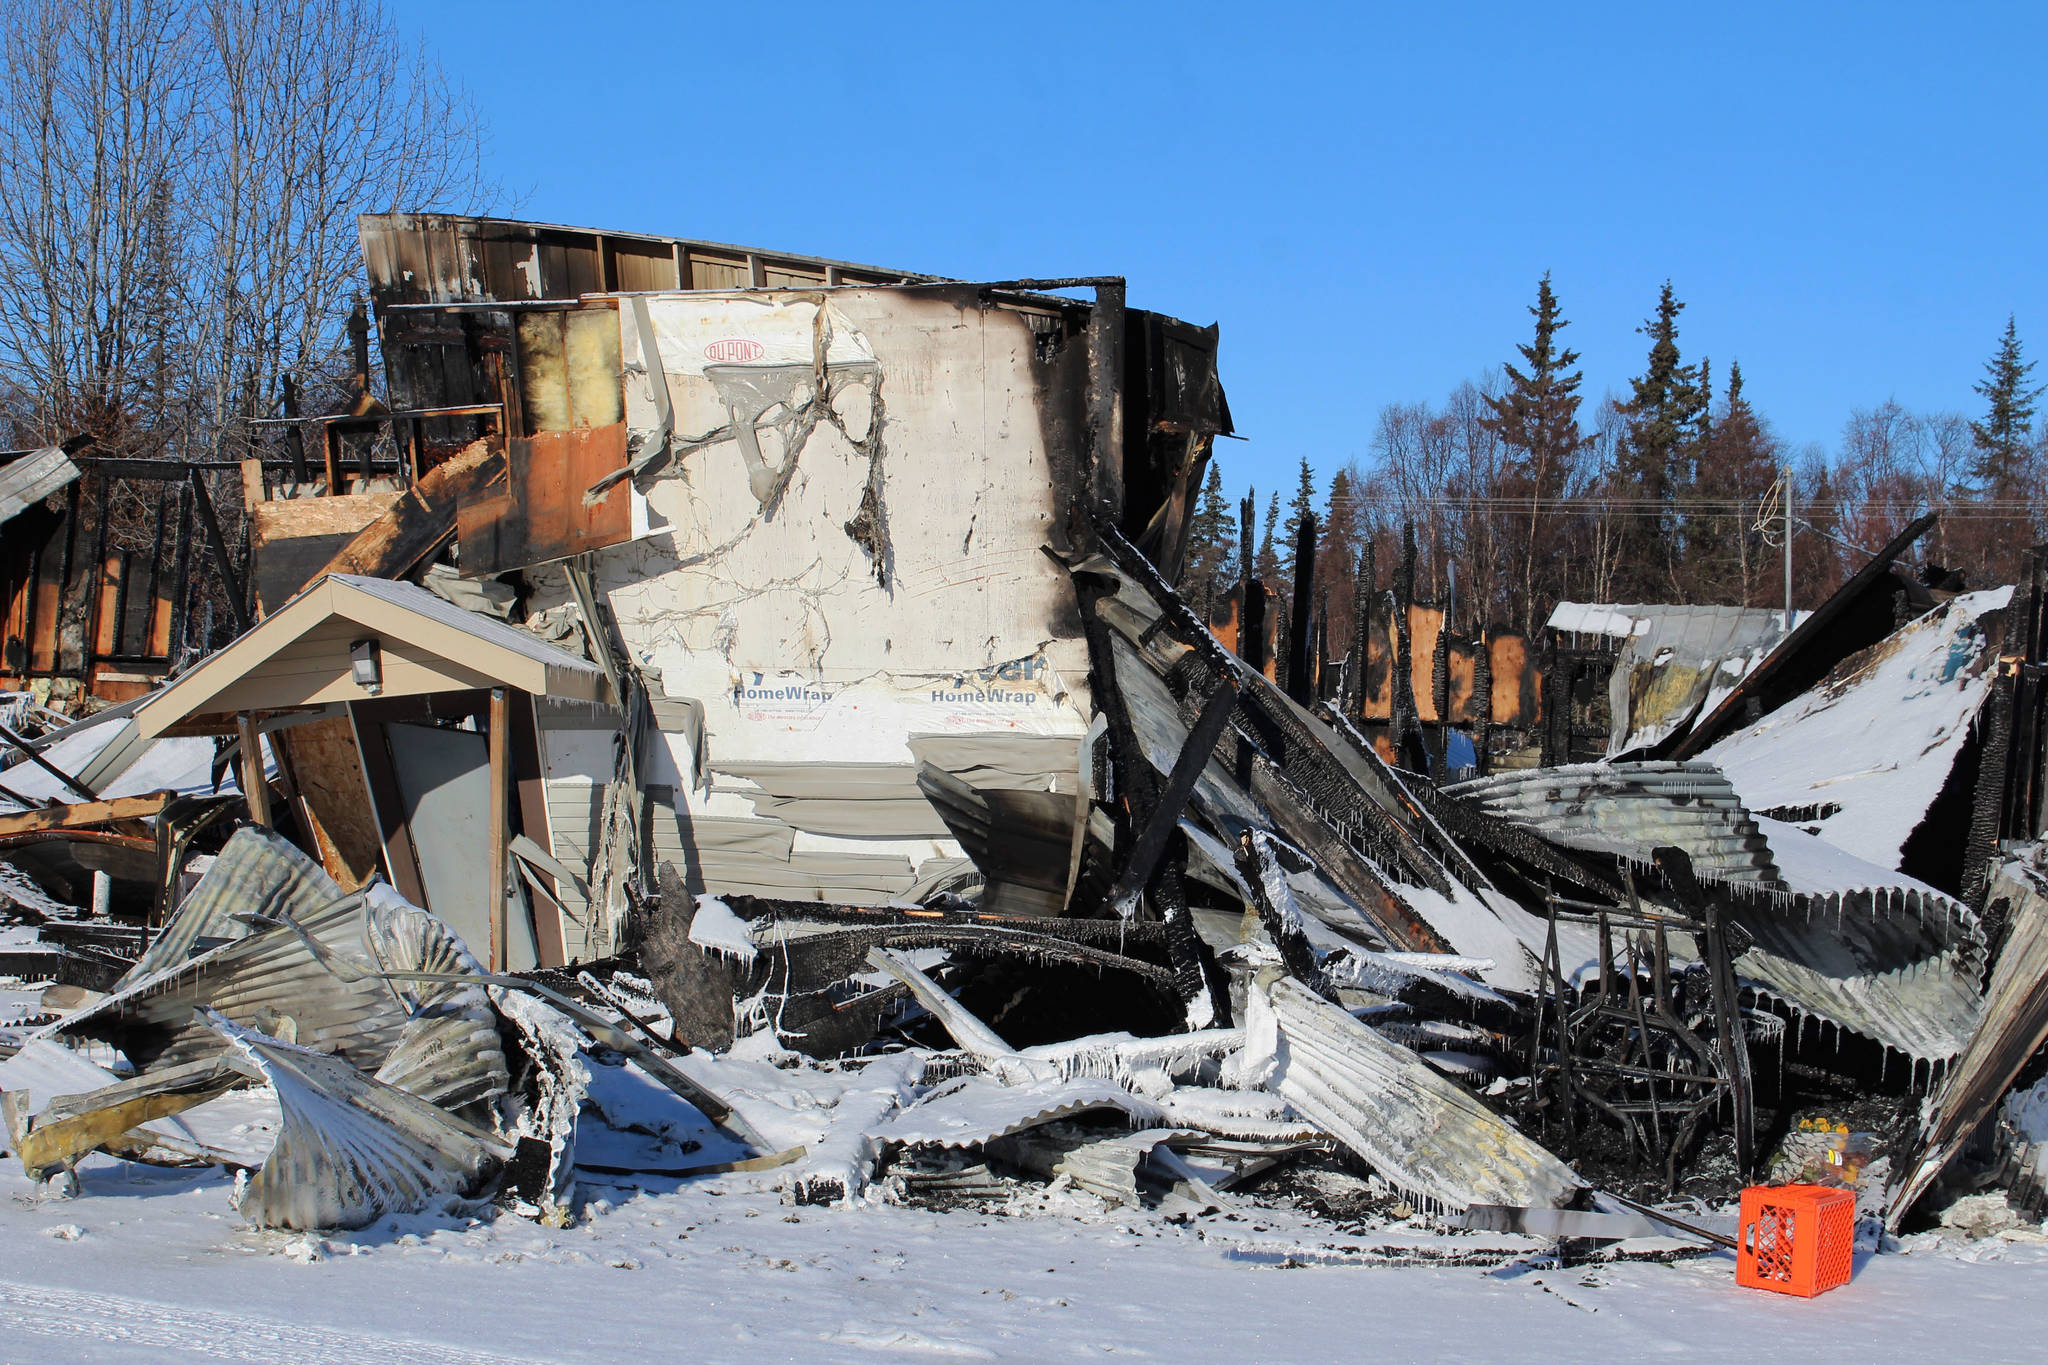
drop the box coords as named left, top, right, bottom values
left=1782, top=464, right=1795, bottom=634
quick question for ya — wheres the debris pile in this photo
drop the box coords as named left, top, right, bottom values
left=3, top=215, right=2048, bottom=1265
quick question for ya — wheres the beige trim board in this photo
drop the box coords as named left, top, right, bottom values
left=136, top=574, right=612, bottom=738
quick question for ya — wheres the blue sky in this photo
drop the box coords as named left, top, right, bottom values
left=394, top=1, right=2047, bottom=502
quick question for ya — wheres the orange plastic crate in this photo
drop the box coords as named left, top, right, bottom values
left=1736, top=1184, right=1855, bottom=1297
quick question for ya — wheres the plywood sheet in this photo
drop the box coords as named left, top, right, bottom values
left=278, top=715, right=381, bottom=889
left=251, top=492, right=401, bottom=615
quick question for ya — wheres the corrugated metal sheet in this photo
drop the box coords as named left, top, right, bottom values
left=208, top=1010, right=503, bottom=1231
left=1444, top=760, right=1780, bottom=884
left=1731, top=884, right=1986, bottom=1061
left=1253, top=970, right=1584, bottom=1212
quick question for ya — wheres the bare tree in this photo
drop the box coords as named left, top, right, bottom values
left=0, top=1, right=196, bottom=455
left=0, top=0, right=495, bottom=462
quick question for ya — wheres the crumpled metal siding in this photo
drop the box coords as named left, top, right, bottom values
left=1731, top=884, right=1988, bottom=1062
left=1252, top=971, right=1583, bottom=1212
left=118, top=827, right=343, bottom=986
left=206, top=1011, right=502, bottom=1231
left=1445, top=761, right=1780, bottom=884
left=360, top=886, right=509, bottom=1110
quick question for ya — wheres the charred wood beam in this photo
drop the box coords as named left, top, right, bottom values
left=1236, top=830, right=1334, bottom=992
left=1272, top=603, right=1290, bottom=695
left=1072, top=567, right=1157, bottom=890
left=1314, top=590, right=1330, bottom=702
left=1204, top=716, right=1452, bottom=954
left=1085, top=282, right=1127, bottom=526
left=1107, top=674, right=1240, bottom=918
left=166, top=482, right=193, bottom=663
left=1346, top=543, right=1374, bottom=721
left=1093, top=512, right=1241, bottom=681
left=1149, top=832, right=1231, bottom=1026
left=1430, top=621, right=1452, bottom=777
left=312, top=438, right=499, bottom=581
left=282, top=373, right=309, bottom=484
left=1390, top=523, right=1423, bottom=771
left=1237, top=492, right=1266, bottom=675
left=1472, top=628, right=1493, bottom=777
left=186, top=466, right=251, bottom=636
left=1286, top=511, right=1317, bottom=705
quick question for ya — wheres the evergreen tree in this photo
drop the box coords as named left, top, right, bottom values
left=1281, top=456, right=1317, bottom=588
left=1690, top=361, right=1780, bottom=605
left=1256, top=489, right=1281, bottom=583
left=1316, top=467, right=1363, bottom=653
left=1478, top=273, right=1587, bottom=631
left=1615, top=281, right=1707, bottom=600
left=1970, top=315, right=2042, bottom=492
left=1184, top=462, right=1236, bottom=619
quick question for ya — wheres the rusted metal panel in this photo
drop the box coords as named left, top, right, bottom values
left=455, top=424, right=631, bottom=576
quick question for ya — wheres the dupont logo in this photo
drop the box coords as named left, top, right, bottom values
left=703, top=338, right=765, bottom=362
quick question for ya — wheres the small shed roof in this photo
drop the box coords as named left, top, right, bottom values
left=134, top=574, right=610, bottom=738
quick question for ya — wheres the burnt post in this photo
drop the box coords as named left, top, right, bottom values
left=1238, top=490, right=1266, bottom=674
left=1314, top=590, right=1330, bottom=703
left=1473, top=625, right=1494, bottom=777
left=1348, top=542, right=1374, bottom=721
left=1430, top=619, right=1452, bottom=778
left=1085, top=281, right=1128, bottom=528
left=1273, top=606, right=1290, bottom=694
left=281, top=372, right=308, bottom=485
left=1285, top=511, right=1317, bottom=705
left=348, top=299, right=372, bottom=397
left=1390, top=523, right=1423, bottom=770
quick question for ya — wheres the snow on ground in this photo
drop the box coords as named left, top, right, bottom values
left=0, top=1152, right=2042, bottom=1364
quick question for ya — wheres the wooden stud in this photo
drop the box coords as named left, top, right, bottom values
left=322, top=422, right=340, bottom=495
left=0, top=792, right=172, bottom=838
left=236, top=712, right=271, bottom=828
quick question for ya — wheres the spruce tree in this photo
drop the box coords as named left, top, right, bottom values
left=1478, top=273, right=1587, bottom=631
left=1318, top=467, right=1362, bottom=653
left=1690, top=361, right=1780, bottom=604
left=1256, top=490, right=1281, bottom=583
left=1970, top=315, right=2042, bottom=492
left=1281, top=456, right=1317, bottom=589
left=1186, top=463, right=1236, bottom=619
left=1615, top=281, right=1707, bottom=600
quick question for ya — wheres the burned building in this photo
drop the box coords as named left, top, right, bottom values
left=5, top=213, right=2048, bottom=1274
left=211, top=214, right=1231, bottom=964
